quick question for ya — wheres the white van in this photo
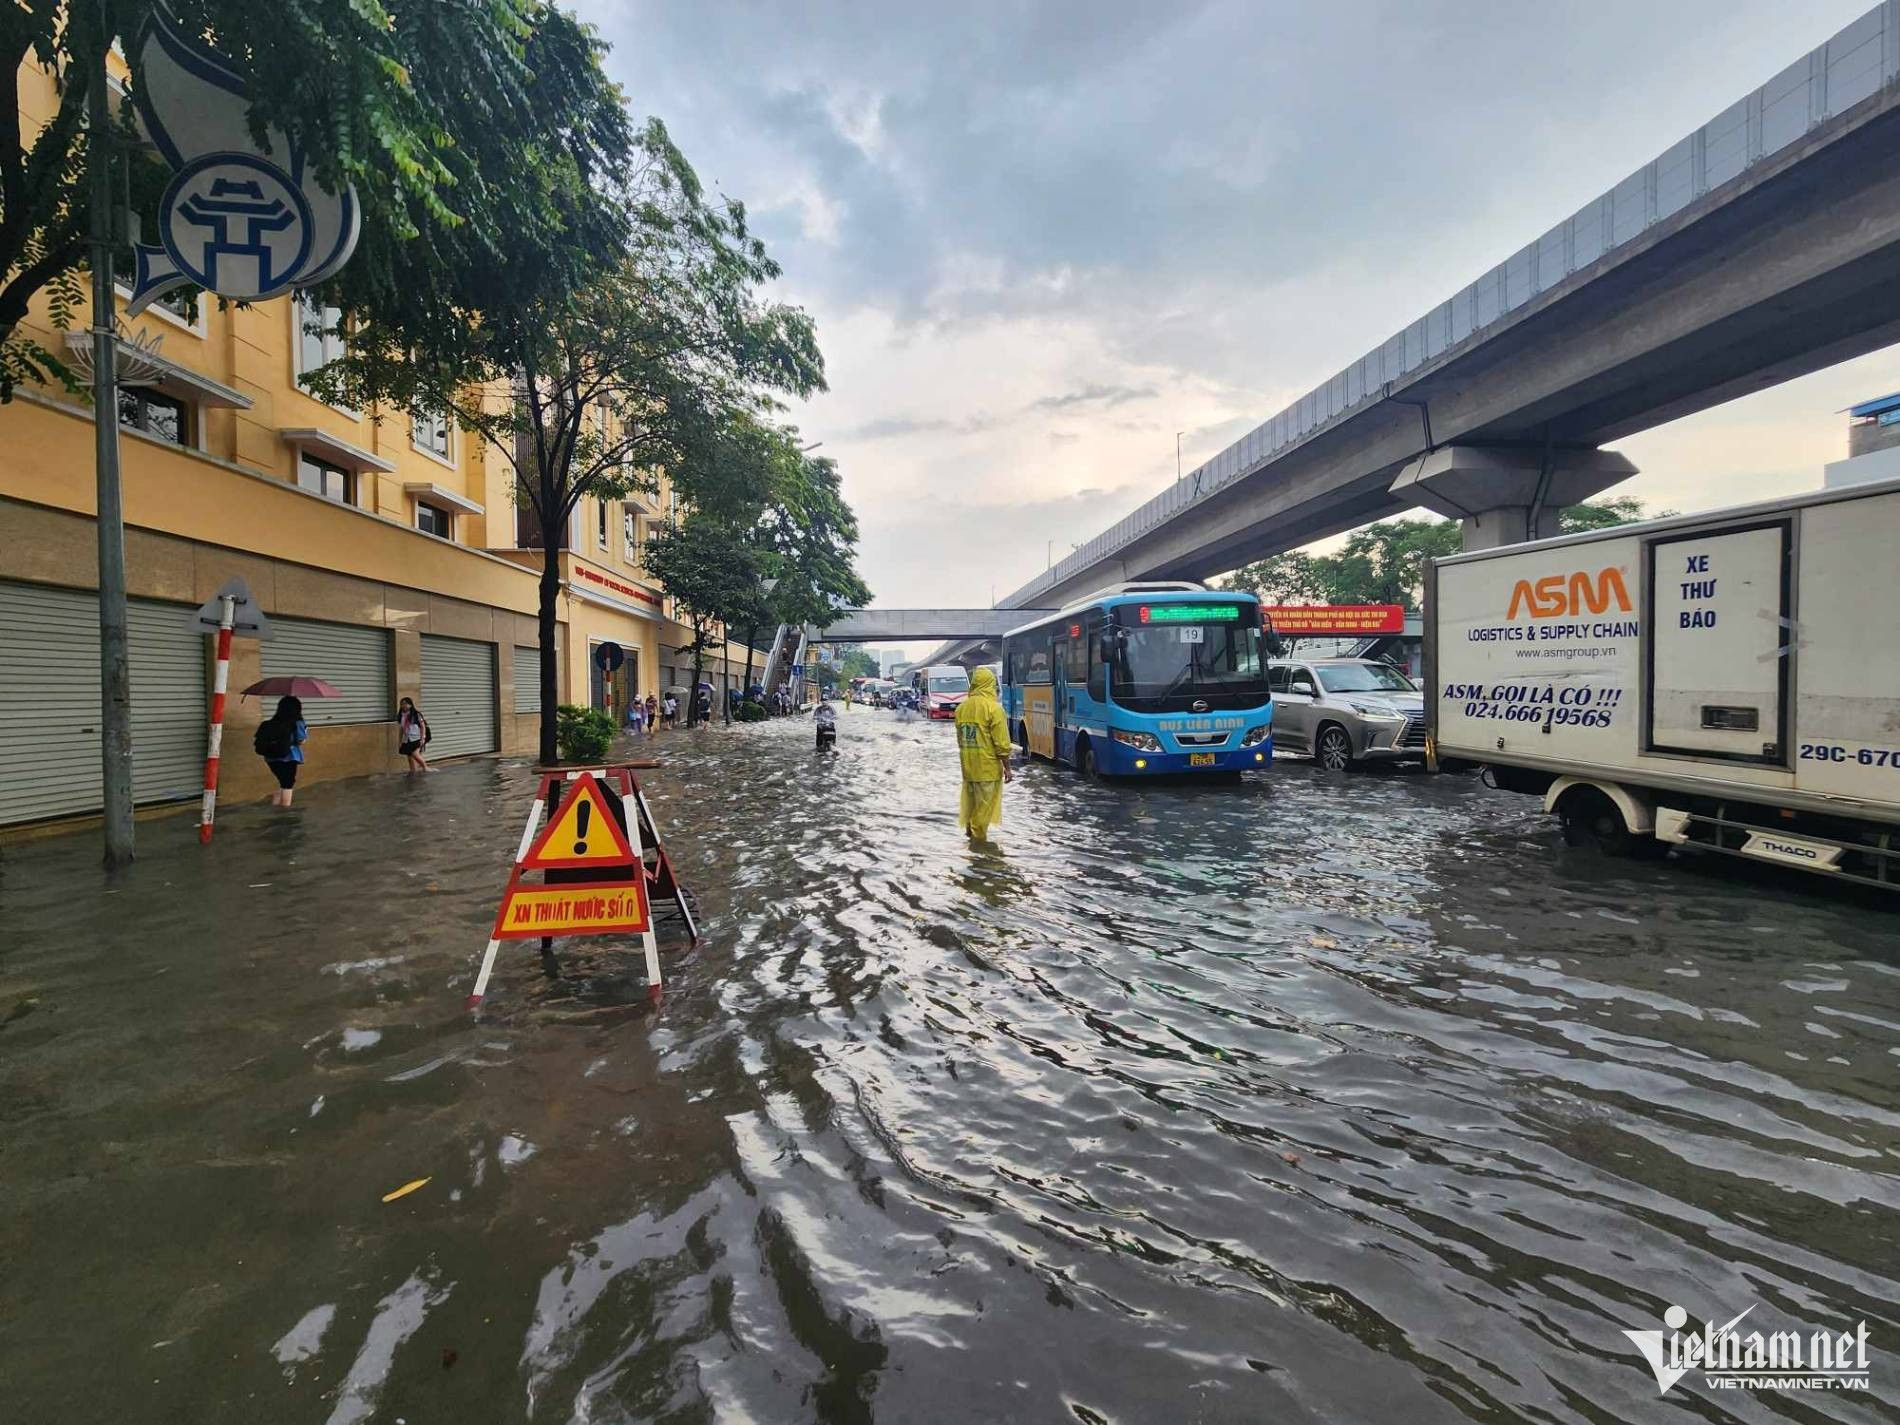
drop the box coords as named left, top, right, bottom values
left=910, top=665, right=970, bottom=720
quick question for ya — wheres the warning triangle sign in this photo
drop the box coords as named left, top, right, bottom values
left=521, top=773, right=638, bottom=870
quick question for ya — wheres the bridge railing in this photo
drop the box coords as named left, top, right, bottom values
left=1004, top=4, right=1897, bottom=608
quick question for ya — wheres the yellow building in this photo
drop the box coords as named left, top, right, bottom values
left=0, top=57, right=756, bottom=830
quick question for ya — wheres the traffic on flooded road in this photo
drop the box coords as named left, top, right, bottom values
left=2, top=716, right=1893, bottom=1422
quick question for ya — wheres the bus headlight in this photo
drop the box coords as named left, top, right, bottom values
left=1111, top=729, right=1162, bottom=752
left=1240, top=725, right=1271, bottom=747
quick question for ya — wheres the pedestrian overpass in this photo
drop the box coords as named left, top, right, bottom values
left=756, top=608, right=1057, bottom=697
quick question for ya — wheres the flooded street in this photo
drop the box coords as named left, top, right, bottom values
left=2, top=713, right=1897, bottom=1423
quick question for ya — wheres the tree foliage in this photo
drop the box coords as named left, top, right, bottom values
left=1224, top=498, right=1664, bottom=608
left=312, top=101, right=824, bottom=757
left=2, top=0, right=614, bottom=398
left=645, top=414, right=872, bottom=716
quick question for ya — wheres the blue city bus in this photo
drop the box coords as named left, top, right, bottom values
left=1000, top=584, right=1273, bottom=776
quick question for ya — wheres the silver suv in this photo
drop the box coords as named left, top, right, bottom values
left=1268, top=658, right=1426, bottom=770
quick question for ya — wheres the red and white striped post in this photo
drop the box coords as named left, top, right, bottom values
left=198, top=593, right=235, bottom=844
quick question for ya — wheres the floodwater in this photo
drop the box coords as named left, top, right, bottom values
left=1, top=713, right=1896, bottom=1424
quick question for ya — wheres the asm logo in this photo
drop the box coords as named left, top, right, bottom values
left=1508, top=568, right=1632, bottom=620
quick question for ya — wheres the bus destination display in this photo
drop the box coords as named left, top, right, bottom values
left=1136, top=603, right=1244, bottom=624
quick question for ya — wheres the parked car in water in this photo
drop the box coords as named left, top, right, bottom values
left=1268, top=658, right=1425, bottom=770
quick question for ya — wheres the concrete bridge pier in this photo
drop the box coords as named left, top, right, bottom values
left=1389, top=446, right=1638, bottom=551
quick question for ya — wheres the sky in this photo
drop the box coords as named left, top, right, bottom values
left=579, top=0, right=1897, bottom=649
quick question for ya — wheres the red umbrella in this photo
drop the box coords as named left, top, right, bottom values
left=240, top=676, right=343, bottom=698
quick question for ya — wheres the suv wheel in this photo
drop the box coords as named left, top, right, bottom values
left=1315, top=723, right=1355, bottom=772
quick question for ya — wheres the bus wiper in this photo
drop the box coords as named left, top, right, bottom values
left=1158, top=662, right=1197, bottom=700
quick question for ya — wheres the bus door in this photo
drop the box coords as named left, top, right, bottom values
left=1078, top=613, right=1106, bottom=724
left=1052, top=633, right=1071, bottom=761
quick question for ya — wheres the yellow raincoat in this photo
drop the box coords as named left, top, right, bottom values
left=955, top=667, right=1013, bottom=839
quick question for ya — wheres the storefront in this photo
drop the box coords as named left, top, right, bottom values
left=0, top=493, right=547, bottom=828
left=562, top=556, right=664, bottom=725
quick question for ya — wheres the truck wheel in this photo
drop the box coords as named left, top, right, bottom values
left=1315, top=723, right=1355, bottom=772
left=1556, top=785, right=1660, bottom=858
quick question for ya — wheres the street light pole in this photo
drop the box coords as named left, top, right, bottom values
left=89, top=22, right=134, bottom=868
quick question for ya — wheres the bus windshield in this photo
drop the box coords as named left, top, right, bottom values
left=928, top=671, right=969, bottom=693
left=1111, top=610, right=1270, bottom=711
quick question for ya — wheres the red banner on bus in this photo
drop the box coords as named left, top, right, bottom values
left=1259, top=604, right=1406, bottom=635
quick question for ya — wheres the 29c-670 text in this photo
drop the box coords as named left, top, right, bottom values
left=1799, top=743, right=1900, bottom=766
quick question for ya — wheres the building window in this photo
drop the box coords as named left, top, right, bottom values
left=597, top=500, right=608, bottom=548
left=411, top=405, right=451, bottom=463
left=297, top=453, right=353, bottom=505
left=118, top=387, right=188, bottom=445
left=416, top=502, right=451, bottom=539
left=294, top=293, right=352, bottom=408
left=516, top=501, right=560, bottom=550
left=624, top=508, right=640, bottom=563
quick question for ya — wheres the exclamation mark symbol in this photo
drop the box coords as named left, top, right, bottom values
left=574, top=800, right=591, bottom=856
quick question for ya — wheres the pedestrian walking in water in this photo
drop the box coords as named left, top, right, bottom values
left=254, top=695, right=308, bottom=808
left=396, top=697, right=432, bottom=773
left=954, top=667, right=1013, bottom=840
left=645, top=693, right=659, bottom=736
left=663, top=692, right=679, bottom=728
left=628, top=696, right=646, bottom=737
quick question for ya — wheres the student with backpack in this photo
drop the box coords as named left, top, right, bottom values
left=397, top=697, right=432, bottom=773
left=254, top=696, right=308, bottom=807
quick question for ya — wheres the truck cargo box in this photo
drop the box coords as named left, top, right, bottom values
left=1426, top=477, right=1900, bottom=888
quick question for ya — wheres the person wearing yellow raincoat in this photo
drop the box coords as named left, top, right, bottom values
left=954, top=667, right=1014, bottom=839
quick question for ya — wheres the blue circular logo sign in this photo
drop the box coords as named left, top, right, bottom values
left=158, top=152, right=315, bottom=301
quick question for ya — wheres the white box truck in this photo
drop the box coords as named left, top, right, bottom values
left=1425, top=476, right=1900, bottom=889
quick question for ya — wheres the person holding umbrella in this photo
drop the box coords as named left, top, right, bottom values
left=253, top=696, right=308, bottom=807
left=239, top=676, right=340, bottom=806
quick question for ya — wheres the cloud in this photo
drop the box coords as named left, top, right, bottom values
left=843, top=416, right=955, bottom=441
left=1030, top=384, right=1157, bottom=411
left=585, top=0, right=1892, bottom=610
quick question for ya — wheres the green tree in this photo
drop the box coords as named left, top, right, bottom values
left=834, top=647, right=880, bottom=682
left=317, top=117, right=823, bottom=761
left=1558, top=495, right=1666, bottom=533
left=740, top=436, right=873, bottom=691
left=643, top=509, right=759, bottom=725
left=1225, top=498, right=1661, bottom=609
left=2, top=0, right=611, bottom=398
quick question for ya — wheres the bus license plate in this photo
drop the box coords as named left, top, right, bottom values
left=1189, top=753, right=1216, bottom=767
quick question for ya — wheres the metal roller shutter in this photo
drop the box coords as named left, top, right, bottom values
left=513, top=646, right=542, bottom=715
left=261, top=618, right=392, bottom=724
left=420, top=634, right=497, bottom=757
left=0, top=581, right=206, bottom=825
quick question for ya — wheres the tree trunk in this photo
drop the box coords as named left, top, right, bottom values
left=538, top=532, right=561, bottom=765
left=689, top=629, right=705, bottom=727
left=722, top=634, right=731, bottom=724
